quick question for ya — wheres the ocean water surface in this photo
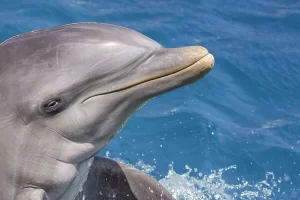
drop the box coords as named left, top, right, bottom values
left=1, top=0, right=300, bottom=199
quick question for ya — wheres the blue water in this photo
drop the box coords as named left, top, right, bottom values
left=1, top=0, right=300, bottom=199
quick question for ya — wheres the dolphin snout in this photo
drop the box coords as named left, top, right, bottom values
left=176, top=46, right=209, bottom=62
left=148, top=46, right=213, bottom=75
left=175, top=45, right=214, bottom=70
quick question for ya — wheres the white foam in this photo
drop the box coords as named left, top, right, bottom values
left=105, top=151, right=282, bottom=199
left=158, top=164, right=279, bottom=200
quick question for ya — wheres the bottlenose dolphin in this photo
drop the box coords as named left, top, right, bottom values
left=0, top=22, right=214, bottom=200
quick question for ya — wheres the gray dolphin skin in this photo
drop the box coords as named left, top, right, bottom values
left=74, top=157, right=175, bottom=200
left=0, top=22, right=214, bottom=200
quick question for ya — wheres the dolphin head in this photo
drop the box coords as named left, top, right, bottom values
left=0, top=23, right=214, bottom=199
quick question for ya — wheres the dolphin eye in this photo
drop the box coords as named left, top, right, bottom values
left=47, top=100, right=59, bottom=107
left=41, top=98, right=65, bottom=115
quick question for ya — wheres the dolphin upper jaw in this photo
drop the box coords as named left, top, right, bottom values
left=81, top=46, right=214, bottom=104
left=81, top=46, right=213, bottom=102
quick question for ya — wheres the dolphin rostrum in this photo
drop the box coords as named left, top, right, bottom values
left=0, top=22, right=214, bottom=200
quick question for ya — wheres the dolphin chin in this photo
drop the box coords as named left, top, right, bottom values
left=0, top=22, right=215, bottom=200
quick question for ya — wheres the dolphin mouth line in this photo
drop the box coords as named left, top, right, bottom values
left=82, top=53, right=211, bottom=103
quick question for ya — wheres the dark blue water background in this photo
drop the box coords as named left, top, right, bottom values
left=1, top=0, right=300, bottom=199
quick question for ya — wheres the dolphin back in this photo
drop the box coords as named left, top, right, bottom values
left=75, top=156, right=175, bottom=200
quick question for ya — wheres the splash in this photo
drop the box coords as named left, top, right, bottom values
left=135, top=160, right=156, bottom=173
left=104, top=151, right=280, bottom=200
left=158, top=163, right=279, bottom=200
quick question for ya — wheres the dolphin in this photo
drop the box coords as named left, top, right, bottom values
left=74, top=157, right=176, bottom=200
left=0, top=22, right=214, bottom=200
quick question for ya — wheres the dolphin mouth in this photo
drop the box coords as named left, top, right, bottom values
left=82, top=53, right=214, bottom=103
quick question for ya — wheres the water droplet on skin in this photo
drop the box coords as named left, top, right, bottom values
left=149, top=187, right=154, bottom=193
